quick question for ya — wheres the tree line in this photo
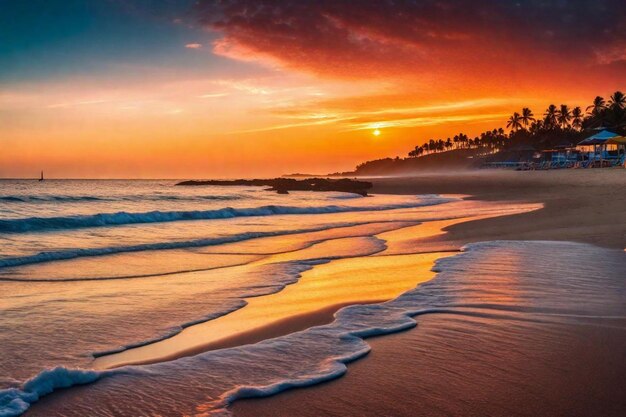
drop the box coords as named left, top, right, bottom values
left=406, top=90, right=625, bottom=158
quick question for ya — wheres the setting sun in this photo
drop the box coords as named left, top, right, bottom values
left=373, top=129, right=381, bottom=136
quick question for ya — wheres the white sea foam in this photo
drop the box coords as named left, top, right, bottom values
left=0, top=197, right=449, bottom=233
left=0, top=367, right=107, bottom=417
left=327, top=193, right=365, bottom=200
left=0, top=222, right=366, bottom=270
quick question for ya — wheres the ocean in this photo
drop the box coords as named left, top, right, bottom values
left=0, top=180, right=624, bottom=417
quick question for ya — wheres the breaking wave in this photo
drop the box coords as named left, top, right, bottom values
left=0, top=223, right=364, bottom=269
left=0, top=197, right=450, bottom=233
left=0, top=367, right=108, bottom=417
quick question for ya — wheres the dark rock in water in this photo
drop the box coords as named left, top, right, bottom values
left=176, top=178, right=372, bottom=196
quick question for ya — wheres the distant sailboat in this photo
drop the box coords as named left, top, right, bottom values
left=39, top=171, right=44, bottom=182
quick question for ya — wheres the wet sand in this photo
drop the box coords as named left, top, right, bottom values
left=233, top=169, right=626, bottom=417
left=235, top=314, right=626, bottom=417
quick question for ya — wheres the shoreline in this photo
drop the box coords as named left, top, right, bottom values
left=231, top=169, right=625, bottom=417
left=93, top=210, right=536, bottom=370
left=234, top=310, right=626, bottom=417
left=97, top=301, right=383, bottom=368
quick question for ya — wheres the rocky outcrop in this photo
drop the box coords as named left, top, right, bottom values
left=176, top=178, right=372, bottom=196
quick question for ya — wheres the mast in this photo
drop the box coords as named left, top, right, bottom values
left=39, top=170, right=44, bottom=181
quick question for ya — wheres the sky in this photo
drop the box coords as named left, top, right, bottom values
left=1, top=0, right=625, bottom=178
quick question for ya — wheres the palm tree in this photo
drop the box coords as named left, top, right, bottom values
left=608, top=91, right=625, bottom=111
left=557, top=104, right=572, bottom=128
left=460, top=133, right=468, bottom=148
left=543, top=105, right=558, bottom=128
left=507, top=112, right=522, bottom=132
left=571, top=107, right=583, bottom=130
left=585, top=96, right=609, bottom=128
left=521, top=108, right=535, bottom=129
left=586, top=96, right=606, bottom=116
left=607, top=107, right=626, bottom=128
left=529, top=120, right=543, bottom=134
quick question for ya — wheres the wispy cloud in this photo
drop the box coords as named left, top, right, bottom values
left=276, top=97, right=519, bottom=119
left=264, top=95, right=523, bottom=134
left=227, top=115, right=355, bottom=134
left=185, top=43, right=202, bottom=49
left=345, top=113, right=509, bottom=131
left=198, top=93, right=229, bottom=98
left=46, top=99, right=110, bottom=109
left=228, top=97, right=511, bottom=135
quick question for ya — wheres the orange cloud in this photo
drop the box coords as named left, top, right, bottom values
left=198, top=0, right=626, bottom=94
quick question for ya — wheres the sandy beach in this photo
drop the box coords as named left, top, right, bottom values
left=372, top=168, right=626, bottom=249
left=233, top=169, right=626, bottom=417
left=368, top=169, right=626, bottom=249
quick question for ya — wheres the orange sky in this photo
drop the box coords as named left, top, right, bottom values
left=1, top=0, right=625, bottom=178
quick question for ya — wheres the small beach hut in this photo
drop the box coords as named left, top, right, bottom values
left=606, top=136, right=626, bottom=167
left=606, top=136, right=626, bottom=145
left=577, top=129, right=620, bottom=146
left=576, top=130, right=620, bottom=166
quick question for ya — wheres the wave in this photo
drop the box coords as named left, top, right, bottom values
left=0, top=223, right=364, bottom=269
left=327, top=193, right=364, bottom=200
left=91, top=304, right=248, bottom=358
left=0, top=194, right=242, bottom=203
left=213, top=344, right=371, bottom=416
left=0, top=367, right=107, bottom=417
left=91, top=260, right=333, bottom=357
left=0, top=196, right=451, bottom=233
